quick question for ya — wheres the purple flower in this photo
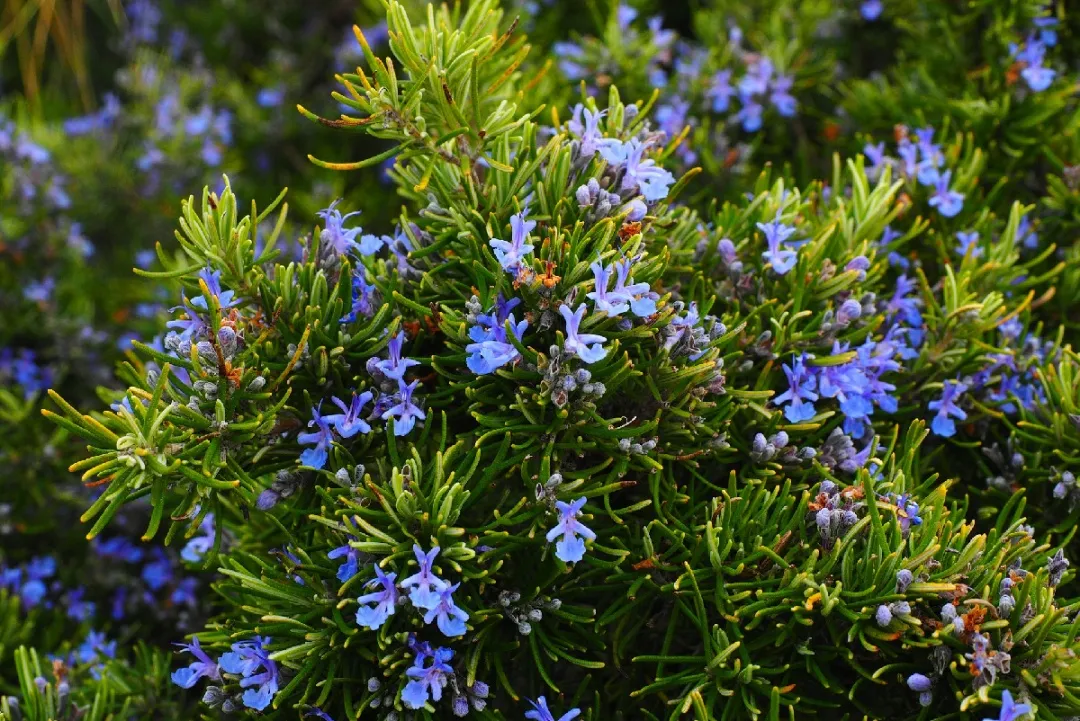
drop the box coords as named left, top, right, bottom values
left=355, top=564, right=399, bottom=630
left=863, top=141, right=887, bottom=180
left=423, top=582, right=469, bottom=637
left=928, top=170, right=964, bottom=218
left=770, top=74, right=796, bottom=117
left=735, top=98, right=764, bottom=132
left=875, top=604, right=892, bottom=627
left=860, top=0, right=883, bottom=21
left=375, top=333, right=420, bottom=381
left=907, top=673, right=932, bottom=693
left=612, top=258, right=658, bottom=317
left=298, top=403, right=335, bottom=469
left=489, top=212, right=536, bottom=273
left=707, top=69, right=736, bottom=112
left=892, top=493, right=923, bottom=535
left=382, top=378, right=426, bottom=436
left=328, top=542, right=362, bottom=583
left=568, top=104, right=606, bottom=157
left=181, top=514, right=215, bottom=563
left=928, top=379, right=968, bottom=437
left=546, top=497, right=595, bottom=563
left=526, top=696, right=581, bottom=721
left=191, top=267, right=238, bottom=311
left=23, top=277, right=55, bottom=303
left=402, top=645, right=454, bottom=709
left=560, top=304, right=608, bottom=364
left=758, top=213, right=799, bottom=275
left=955, top=230, right=982, bottom=258
left=467, top=296, right=529, bottom=375
left=773, top=354, right=818, bottom=423
left=986, top=690, right=1032, bottom=721
left=324, top=392, right=374, bottom=438
left=171, top=636, right=221, bottom=688
left=219, top=636, right=279, bottom=711
left=400, top=544, right=449, bottom=610
left=600, top=138, right=675, bottom=202
left=317, top=199, right=363, bottom=256
left=342, top=271, right=379, bottom=322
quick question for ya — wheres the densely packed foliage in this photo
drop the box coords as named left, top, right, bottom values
left=4, top=0, right=1080, bottom=719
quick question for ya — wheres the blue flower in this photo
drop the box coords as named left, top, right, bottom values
left=65, top=587, right=95, bottom=622
left=773, top=354, right=818, bottom=423
left=758, top=213, right=799, bottom=275
left=602, top=138, right=675, bottom=202
left=1016, top=215, right=1038, bottom=249
left=707, top=69, right=736, bottom=112
left=181, top=514, right=215, bottom=563
left=171, top=636, right=221, bottom=688
left=955, top=230, right=982, bottom=258
left=559, top=304, right=608, bottom=364
left=986, top=690, right=1032, bottom=721
left=860, top=0, right=883, bottom=21
left=342, top=271, right=378, bottom=322
left=611, top=258, right=658, bottom=317
left=928, top=170, right=964, bottom=218
left=324, top=392, right=374, bottom=438
left=864, top=141, right=887, bottom=180
left=23, top=277, right=55, bottom=303
left=770, top=74, right=796, bottom=117
left=375, top=333, right=420, bottom=381
left=526, top=696, right=581, bottom=721
left=142, top=549, right=173, bottom=590
left=317, top=199, right=363, bottom=256
left=928, top=379, right=968, bottom=437
left=400, top=544, right=449, bottom=610
left=171, top=577, right=198, bottom=606
left=401, top=645, right=454, bottom=709
left=191, top=267, right=238, bottom=311
left=735, top=97, right=764, bottom=132
left=914, top=127, right=943, bottom=185
left=219, top=637, right=279, bottom=711
left=423, top=582, right=469, bottom=637
left=546, top=497, right=595, bottom=563
left=355, top=564, right=399, bottom=630
left=467, top=295, right=529, bottom=374
left=298, top=403, right=335, bottom=469
left=328, top=542, right=362, bottom=583
left=587, top=259, right=627, bottom=317
left=382, top=378, right=426, bottom=436
left=891, top=493, right=923, bottom=536
left=568, top=104, right=606, bottom=157
left=489, top=212, right=536, bottom=273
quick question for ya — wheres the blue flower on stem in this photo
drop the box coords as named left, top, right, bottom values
left=770, top=74, right=796, bottom=117
left=317, top=199, right=363, bottom=256
left=773, top=353, right=818, bottom=423
left=466, top=296, right=528, bottom=375
left=928, top=379, right=969, bottom=437
left=342, top=271, right=378, bottom=322
left=864, top=141, right=887, bottom=180
left=181, top=514, right=215, bottom=563
left=355, top=564, right=399, bottom=630
left=298, top=403, right=335, bottom=469
left=891, top=493, right=923, bottom=536
left=928, top=170, right=964, bottom=217
left=401, top=645, right=454, bottom=709
left=423, top=582, right=469, bottom=637
left=400, top=545, right=449, bottom=610
left=955, top=230, right=982, bottom=258
left=489, top=212, right=536, bottom=273
left=191, top=267, right=238, bottom=311
left=171, top=636, right=221, bottom=688
left=375, top=333, right=420, bottom=381
left=546, top=497, right=595, bottom=563
left=568, top=104, right=606, bottom=157
left=612, top=258, right=657, bottom=317
left=526, top=696, right=582, bottom=721
left=324, top=391, right=374, bottom=438
left=559, top=304, right=608, bottom=364
left=985, top=690, right=1032, bottom=721
left=328, top=542, right=362, bottom=583
left=601, top=138, right=675, bottom=202
left=219, top=636, right=279, bottom=711
left=707, top=69, right=735, bottom=112
left=860, top=1, right=882, bottom=21
left=382, top=378, right=426, bottom=436
left=758, top=212, right=799, bottom=275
